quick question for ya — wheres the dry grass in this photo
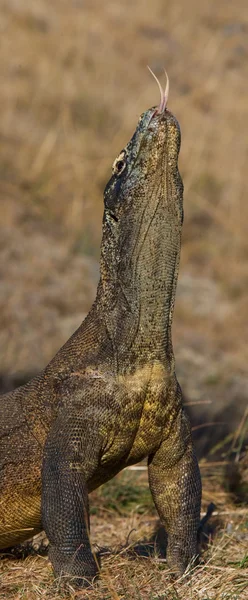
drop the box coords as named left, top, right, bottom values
left=0, top=467, right=247, bottom=599
left=0, top=0, right=248, bottom=598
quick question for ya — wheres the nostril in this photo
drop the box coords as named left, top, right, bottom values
left=109, top=212, right=118, bottom=222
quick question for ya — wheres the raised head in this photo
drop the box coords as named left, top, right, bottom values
left=103, top=74, right=183, bottom=262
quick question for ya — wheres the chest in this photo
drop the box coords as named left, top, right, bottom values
left=101, top=380, right=173, bottom=468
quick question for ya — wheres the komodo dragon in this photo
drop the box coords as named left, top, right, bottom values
left=0, top=75, right=201, bottom=587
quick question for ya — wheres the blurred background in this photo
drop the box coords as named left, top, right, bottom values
left=0, top=0, right=247, bottom=464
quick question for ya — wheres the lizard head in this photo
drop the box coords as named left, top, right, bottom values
left=102, top=73, right=183, bottom=278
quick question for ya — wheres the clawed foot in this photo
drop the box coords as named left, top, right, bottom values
left=49, top=545, right=100, bottom=588
left=0, top=532, right=49, bottom=560
left=166, top=537, right=199, bottom=578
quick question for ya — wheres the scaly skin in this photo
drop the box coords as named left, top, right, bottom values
left=0, top=101, right=201, bottom=586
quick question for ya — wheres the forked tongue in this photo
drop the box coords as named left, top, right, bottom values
left=147, top=66, right=169, bottom=113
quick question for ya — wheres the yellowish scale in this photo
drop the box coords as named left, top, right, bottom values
left=102, top=361, right=172, bottom=465
left=0, top=490, right=41, bottom=548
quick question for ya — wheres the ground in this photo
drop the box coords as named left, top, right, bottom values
left=0, top=0, right=247, bottom=598
left=0, top=467, right=247, bottom=599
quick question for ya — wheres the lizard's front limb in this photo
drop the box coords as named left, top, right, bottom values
left=42, top=411, right=101, bottom=588
left=148, top=404, right=201, bottom=576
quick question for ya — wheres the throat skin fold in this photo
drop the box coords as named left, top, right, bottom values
left=96, top=211, right=181, bottom=370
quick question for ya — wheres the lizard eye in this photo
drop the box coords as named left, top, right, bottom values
left=112, top=152, right=126, bottom=176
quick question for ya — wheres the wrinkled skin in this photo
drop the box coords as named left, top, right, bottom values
left=0, top=104, right=201, bottom=587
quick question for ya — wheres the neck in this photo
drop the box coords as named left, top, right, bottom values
left=96, top=207, right=181, bottom=373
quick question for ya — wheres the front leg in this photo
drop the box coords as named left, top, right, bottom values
left=42, top=412, right=101, bottom=588
left=148, top=407, right=201, bottom=576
